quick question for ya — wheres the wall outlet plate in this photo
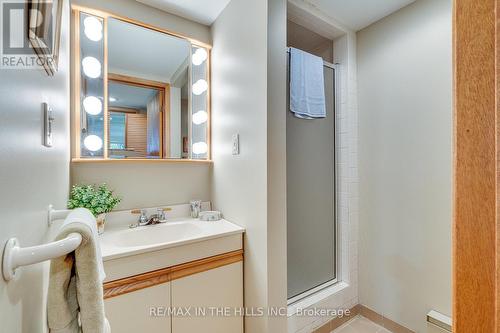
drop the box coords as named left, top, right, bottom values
left=232, top=133, right=239, bottom=155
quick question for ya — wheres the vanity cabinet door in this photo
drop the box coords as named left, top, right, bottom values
left=105, top=282, right=171, bottom=333
left=171, top=262, right=244, bottom=333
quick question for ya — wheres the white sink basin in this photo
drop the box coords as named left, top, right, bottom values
left=99, top=218, right=245, bottom=261
left=107, top=222, right=202, bottom=248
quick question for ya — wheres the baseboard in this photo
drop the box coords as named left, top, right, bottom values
left=311, top=304, right=361, bottom=333
left=312, top=304, right=415, bottom=333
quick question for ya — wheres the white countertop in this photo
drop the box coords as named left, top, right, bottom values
left=99, top=217, right=245, bottom=261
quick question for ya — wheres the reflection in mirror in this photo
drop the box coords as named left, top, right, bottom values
left=108, top=80, right=163, bottom=158
left=75, top=9, right=210, bottom=161
left=108, top=18, right=190, bottom=159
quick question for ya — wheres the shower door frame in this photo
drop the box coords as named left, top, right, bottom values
left=286, top=51, right=341, bottom=305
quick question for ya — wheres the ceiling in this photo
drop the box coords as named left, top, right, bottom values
left=136, top=0, right=415, bottom=32
left=136, top=0, right=231, bottom=25
left=108, top=17, right=190, bottom=83
left=306, top=0, right=416, bottom=31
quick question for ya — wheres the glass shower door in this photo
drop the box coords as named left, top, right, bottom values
left=287, top=63, right=337, bottom=302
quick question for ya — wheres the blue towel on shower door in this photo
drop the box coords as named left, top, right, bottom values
left=289, top=47, right=326, bottom=119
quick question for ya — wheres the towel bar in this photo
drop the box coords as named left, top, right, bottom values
left=47, top=204, right=71, bottom=225
left=2, top=233, right=82, bottom=281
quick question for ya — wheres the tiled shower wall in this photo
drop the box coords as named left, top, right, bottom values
left=287, top=31, right=360, bottom=333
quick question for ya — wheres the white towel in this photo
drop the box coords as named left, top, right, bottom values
left=289, top=47, right=326, bottom=119
left=48, top=208, right=109, bottom=333
left=61, top=208, right=106, bottom=282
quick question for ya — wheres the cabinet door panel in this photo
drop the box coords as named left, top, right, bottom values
left=171, top=262, right=243, bottom=333
left=105, top=282, right=171, bottom=333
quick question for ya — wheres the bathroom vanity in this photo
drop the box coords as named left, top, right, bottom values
left=70, top=3, right=244, bottom=332
left=99, top=208, right=244, bottom=333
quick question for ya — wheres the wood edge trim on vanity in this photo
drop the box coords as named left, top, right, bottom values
left=103, top=250, right=243, bottom=299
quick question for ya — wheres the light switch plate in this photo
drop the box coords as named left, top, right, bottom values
left=232, top=133, right=239, bottom=155
left=43, top=103, right=54, bottom=147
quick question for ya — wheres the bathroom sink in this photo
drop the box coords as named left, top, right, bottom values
left=99, top=218, right=245, bottom=261
left=109, top=222, right=203, bottom=248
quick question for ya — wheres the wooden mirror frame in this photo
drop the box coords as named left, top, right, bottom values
left=108, top=73, right=168, bottom=158
left=71, top=5, right=212, bottom=163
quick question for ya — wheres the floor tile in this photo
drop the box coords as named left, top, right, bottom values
left=333, top=316, right=386, bottom=333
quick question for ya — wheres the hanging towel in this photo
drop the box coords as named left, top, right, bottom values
left=47, top=208, right=110, bottom=333
left=289, top=47, right=326, bottom=119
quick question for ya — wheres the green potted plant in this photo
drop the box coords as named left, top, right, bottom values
left=67, top=183, right=121, bottom=234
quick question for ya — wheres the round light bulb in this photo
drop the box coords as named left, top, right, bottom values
left=192, top=79, right=208, bottom=95
left=192, top=48, right=207, bottom=66
left=83, top=135, right=103, bottom=152
left=82, top=56, right=101, bottom=79
left=83, top=16, right=102, bottom=42
left=192, top=142, right=208, bottom=155
left=192, top=110, right=208, bottom=125
left=83, top=96, right=102, bottom=115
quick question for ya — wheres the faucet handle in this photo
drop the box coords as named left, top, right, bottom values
left=157, top=207, right=172, bottom=221
left=130, top=209, right=148, bottom=225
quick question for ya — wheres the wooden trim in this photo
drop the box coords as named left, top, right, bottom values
left=124, top=113, right=128, bottom=147
left=70, top=4, right=212, bottom=50
left=358, top=305, right=414, bottom=333
left=104, top=265, right=172, bottom=299
left=71, top=158, right=213, bottom=164
left=72, top=10, right=81, bottom=159
left=103, top=250, right=243, bottom=299
left=453, top=0, right=496, bottom=332
left=207, top=48, right=212, bottom=160
left=497, top=1, right=500, bottom=329
left=163, top=85, right=171, bottom=158
left=168, top=249, right=243, bottom=281
left=312, top=305, right=360, bottom=333
left=72, top=6, right=211, bottom=162
left=108, top=73, right=168, bottom=89
left=103, top=15, right=109, bottom=159
left=109, top=106, right=140, bottom=114
left=159, top=91, right=165, bottom=158
left=312, top=305, right=416, bottom=333
left=108, top=73, right=169, bottom=158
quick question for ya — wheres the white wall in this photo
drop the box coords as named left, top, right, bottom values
left=0, top=0, right=71, bottom=331
left=266, top=1, right=288, bottom=332
left=211, top=0, right=286, bottom=332
left=357, top=0, right=452, bottom=332
left=72, top=162, right=210, bottom=209
left=71, top=0, right=212, bottom=209
left=212, top=1, right=289, bottom=332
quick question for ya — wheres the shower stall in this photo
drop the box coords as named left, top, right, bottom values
left=286, top=50, right=338, bottom=304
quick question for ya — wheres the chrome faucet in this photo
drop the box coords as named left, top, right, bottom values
left=138, top=209, right=148, bottom=225
left=129, top=208, right=171, bottom=228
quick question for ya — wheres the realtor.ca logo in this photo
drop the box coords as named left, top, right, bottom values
left=1, top=0, right=55, bottom=70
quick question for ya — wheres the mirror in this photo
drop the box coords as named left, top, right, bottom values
left=74, top=10, right=210, bottom=161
